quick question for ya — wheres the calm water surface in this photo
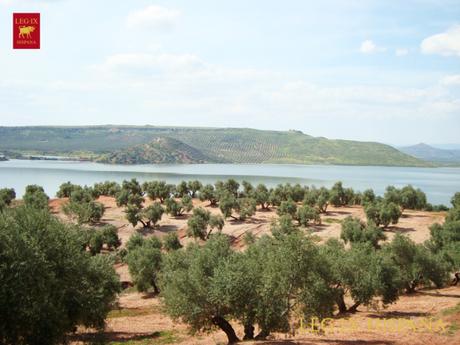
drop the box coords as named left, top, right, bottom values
left=0, top=160, right=459, bottom=205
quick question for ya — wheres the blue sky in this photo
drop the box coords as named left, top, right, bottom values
left=0, top=0, right=459, bottom=145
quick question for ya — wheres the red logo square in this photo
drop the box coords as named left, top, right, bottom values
left=13, top=13, right=40, bottom=49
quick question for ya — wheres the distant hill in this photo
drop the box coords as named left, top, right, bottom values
left=399, top=143, right=460, bottom=164
left=96, top=137, right=216, bottom=164
left=0, top=126, right=427, bottom=166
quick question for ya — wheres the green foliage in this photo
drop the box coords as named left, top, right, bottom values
left=161, top=232, right=337, bottom=342
left=243, top=231, right=256, bottom=245
left=0, top=206, right=120, bottom=345
left=143, top=181, right=175, bottom=203
left=172, top=181, right=187, bottom=197
left=23, top=185, right=49, bottom=210
left=361, top=189, right=376, bottom=206
left=296, top=205, right=321, bottom=226
left=102, top=225, right=122, bottom=250
left=340, top=216, right=386, bottom=249
left=199, top=184, right=218, bottom=206
left=126, top=233, right=146, bottom=252
left=234, top=197, right=257, bottom=220
left=451, top=192, right=460, bottom=208
left=116, top=179, right=144, bottom=207
left=218, top=191, right=237, bottom=219
left=321, top=240, right=401, bottom=313
left=383, top=234, right=450, bottom=292
left=56, top=181, right=80, bottom=198
left=186, top=207, right=224, bottom=240
left=163, top=232, right=183, bottom=251
left=126, top=241, right=163, bottom=293
left=187, top=180, right=202, bottom=198
left=241, top=180, right=254, bottom=197
left=277, top=199, right=297, bottom=217
left=93, top=181, right=121, bottom=197
left=271, top=215, right=297, bottom=238
left=384, top=185, right=427, bottom=211
left=165, top=196, right=194, bottom=217
left=365, top=201, right=401, bottom=228
left=400, top=185, right=427, bottom=210
left=254, top=184, right=270, bottom=209
left=161, top=234, right=237, bottom=341
left=63, top=200, right=105, bottom=224
left=316, top=187, right=330, bottom=213
left=126, top=202, right=165, bottom=229
left=0, top=188, right=15, bottom=211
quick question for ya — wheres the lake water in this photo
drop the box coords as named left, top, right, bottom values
left=1, top=159, right=459, bottom=205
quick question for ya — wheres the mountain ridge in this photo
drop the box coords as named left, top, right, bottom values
left=399, top=143, right=460, bottom=165
left=0, top=125, right=428, bottom=167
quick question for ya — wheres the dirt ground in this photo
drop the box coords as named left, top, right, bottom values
left=51, top=197, right=458, bottom=345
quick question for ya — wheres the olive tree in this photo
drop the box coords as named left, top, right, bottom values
left=125, top=239, right=163, bottom=293
left=93, top=181, right=121, bottom=197
left=199, top=184, right=219, bottom=206
left=0, top=206, right=120, bottom=345
left=254, top=184, right=270, bottom=209
left=0, top=188, right=15, bottom=211
left=187, top=207, right=225, bottom=240
left=321, top=239, right=401, bottom=313
left=365, top=201, right=401, bottom=228
left=56, top=181, right=80, bottom=198
left=296, top=205, right=321, bottom=226
left=143, top=181, right=175, bottom=203
left=165, top=195, right=193, bottom=217
left=187, top=180, right=202, bottom=198
left=62, top=187, right=105, bottom=224
left=383, top=234, right=450, bottom=293
left=116, top=178, right=144, bottom=207
left=341, top=216, right=386, bottom=249
left=125, top=202, right=164, bottom=229
left=23, top=184, right=49, bottom=210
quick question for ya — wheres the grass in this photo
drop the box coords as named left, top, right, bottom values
left=86, top=331, right=180, bottom=345
left=439, top=302, right=460, bottom=336
left=107, top=306, right=155, bottom=319
left=108, top=331, right=179, bottom=345
left=441, top=302, right=460, bottom=317
left=323, top=218, right=342, bottom=224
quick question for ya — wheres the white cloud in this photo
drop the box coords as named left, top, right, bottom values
left=395, top=48, right=409, bottom=57
left=126, top=5, right=180, bottom=30
left=441, top=74, right=460, bottom=85
left=95, top=53, right=205, bottom=74
left=421, top=25, right=460, bottom=57
left=360, top=40, right=385, bottom=54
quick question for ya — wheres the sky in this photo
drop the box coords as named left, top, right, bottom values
left=0, top=0, right=459, bottom=146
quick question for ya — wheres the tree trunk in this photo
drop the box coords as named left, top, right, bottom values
left=336, top=294, right=347, bottom=314
left=348, top=302, right=361, bottom=313
left=212, top=316, right=239, bottom=344
left=406, top=280, right=417, bottom=294
left=243, top=322, right=255, bottom=340
left=151, top=278, right=160, bottom=294
left=255, top=329, right=270, bottom=340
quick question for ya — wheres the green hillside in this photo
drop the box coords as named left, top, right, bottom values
left=96, top=137, right=218, bottom=164
left=0, top=126, right=428, bottom=166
